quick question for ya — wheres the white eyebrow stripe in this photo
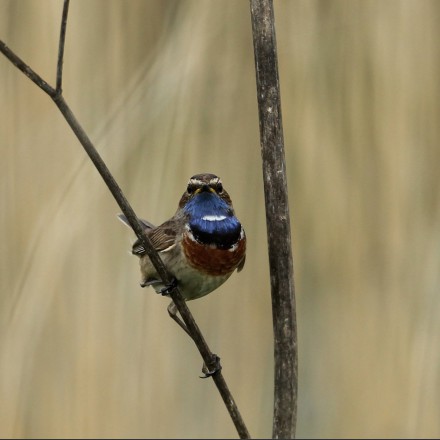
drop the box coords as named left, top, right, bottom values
left=202, top=215, right=227, bottom=221
left=189, top=179, right=203, bottom=185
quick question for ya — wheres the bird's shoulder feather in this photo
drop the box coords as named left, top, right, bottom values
left=133, top=218, right=181, bottom=255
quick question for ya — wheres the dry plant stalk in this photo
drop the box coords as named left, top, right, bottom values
left=250, top=0, right=298, bottom=438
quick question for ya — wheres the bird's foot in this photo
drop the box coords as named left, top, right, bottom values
left=200, top=354, right=222, bottom=379
left=160, top=277, right=178, bottom=296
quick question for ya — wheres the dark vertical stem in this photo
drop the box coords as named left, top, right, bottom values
left=249, top=0, right=298, bottom=438
left=56, top=0, right=70, bottom=93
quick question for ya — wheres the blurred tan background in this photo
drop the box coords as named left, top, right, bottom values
left=1, top=0, right=440, bottom=438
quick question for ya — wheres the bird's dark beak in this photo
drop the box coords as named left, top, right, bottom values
left=194, top=184, right=215, bottom=195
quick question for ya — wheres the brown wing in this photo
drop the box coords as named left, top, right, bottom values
left=147, top=219, right=179, bottom=252
left=132, top=218, right=179, bottom=256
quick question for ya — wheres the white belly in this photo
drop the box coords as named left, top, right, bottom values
left=144, top=245, right=232, bottom=301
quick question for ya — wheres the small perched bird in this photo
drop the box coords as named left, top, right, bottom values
left=118, top=173, right=246, bottom=302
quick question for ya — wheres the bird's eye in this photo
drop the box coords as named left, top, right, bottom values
left=217, top=183, right=223, bottom=193
left=187, top=184, right=195, bottom=194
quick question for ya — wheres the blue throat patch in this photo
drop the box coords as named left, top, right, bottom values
left=184, top=192, right=242, bottom=249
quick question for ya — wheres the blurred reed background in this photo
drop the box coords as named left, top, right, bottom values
left=1, top=0, right=440, bottom=438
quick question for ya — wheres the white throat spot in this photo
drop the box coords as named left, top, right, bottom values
left=202, top=215, right=227, bottom=222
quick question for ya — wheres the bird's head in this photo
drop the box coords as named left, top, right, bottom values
left=178, top=173, right=233, bottom=211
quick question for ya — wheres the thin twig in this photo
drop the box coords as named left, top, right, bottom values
left=56, top=0, right=70, bottom=93
left=0, top=40, right=55, bottom=96
left=0, top=9, right=250, bottom=440
left=249, top=0, right=298, bottom=438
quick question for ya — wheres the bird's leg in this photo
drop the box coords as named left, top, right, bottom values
left=167, top=301, right=192, bottom=338
left=167, top=301, right=223, bottom=379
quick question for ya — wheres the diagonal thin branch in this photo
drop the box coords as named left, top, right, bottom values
left=52, top=94, right=250, bottom=439
left=0, top=8, right=250, bottom=440
left=56, top=0, right=70, bottom=93
left=0, top=40, right=55, bottom=96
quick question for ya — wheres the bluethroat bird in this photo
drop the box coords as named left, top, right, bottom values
left=118, top=173, right=246, bottom=328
